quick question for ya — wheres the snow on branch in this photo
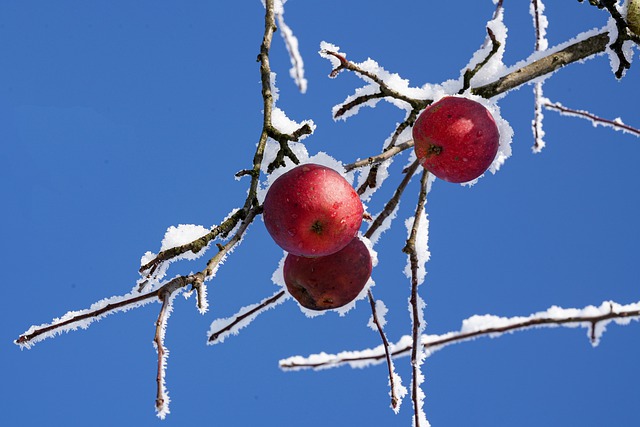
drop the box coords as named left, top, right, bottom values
left=275, top=7, right=307, bottom=93
left=402, top=170, right=431, bottom=427
left=543, top=99, right=640, bottom=136
left=208, top=290, right=287, bottom=344
left=530, top=0, right=549, bottom=153
left=279, top=300, right=640, bottom=371
left=16, top=275, right=191, bottom=350
left=154, top=288, right=181, bottom=419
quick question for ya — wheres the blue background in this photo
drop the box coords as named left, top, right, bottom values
left=2, top=1, right=638, bottom=426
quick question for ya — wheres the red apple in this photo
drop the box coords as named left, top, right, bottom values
left=284, top=237, right=372, bottom=311
left=263, top=163, right=363, bottom=257
left=412, top=96, right=500, bottom=183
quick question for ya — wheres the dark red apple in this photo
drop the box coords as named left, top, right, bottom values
left=412, top=96, right=500, bottom=183
left=284, top=237, right=372, bottom=311
left=263, top=163, right=363, bottom=257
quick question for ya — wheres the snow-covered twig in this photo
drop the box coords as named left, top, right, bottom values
left=276, top=10, right=307, bottom=93
left=364, top=159, right=419, bottom=245
left=279, top=300, right=640, bottom=370
left=543, top=99, right=640, bottom=136
left=402, top=169, right=431, bottom=427
left=367, top=290, right=406, bottom=412
left=345, top=140, right=414, bottom=172
left=154, top=288, right=179, bottom=419
left=581, top=0, right=634, bottom=78
left=531, top=0, right=548, bottom=152
left=321, top=49, right=428, bottom=117
left=460, top=27, right=501, bottom=94
left=208, top=290, right=287, bottom=344
left=16, top=275, right=192, bottom=348
left=138, top=209, right=245, bottom=287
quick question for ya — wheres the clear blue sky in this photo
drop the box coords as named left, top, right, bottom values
left=2, top=1, right=639, bottom=426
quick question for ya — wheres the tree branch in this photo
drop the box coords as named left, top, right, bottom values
left=402, top=169, right=430, bottom=427
left=473, top=31, right=610, bottom=98
left=279, top=300, right=640, bottom=370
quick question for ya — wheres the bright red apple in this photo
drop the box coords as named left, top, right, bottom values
left=412, top=96, right=500, bottom=183
left=263, top=163, right=363, bottom=257
left=284, top=237, right=372, bottom=311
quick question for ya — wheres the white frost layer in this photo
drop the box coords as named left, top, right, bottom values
left=16, top=281, right=181, bottom=349
left=532, top=83, right=546, bottom=153
left=139, top=217, right=234, bottom=293
left=279, top=300, right=640, bottom=370
left=543, top=99, right=640, bottom=137
left=155, top=289, right=182, bottom=420
left=496, top=25, right=607, bottom=94
left=605, top=1, right=635, bottom=78
left=530, top=0, right=549, bottom=51
left=460, top=4, right=508, bottom=89
left=207, top=290, right=289, bottom=345
left=368, top=299, right=388, bottom=330
left=276, top=11, right=307, bottom=93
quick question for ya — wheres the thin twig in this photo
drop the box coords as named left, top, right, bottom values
left=154, top=289, right=173, bottom=417
left=322, top=50, right=428, bottom=112
left=460, top=27, right=501, bottom=94
left=531, top=0, right=547, bottom=152
left=367, top=290, right=400, bottom=410
left=355, top=109, right=422, bottom=196
left=345, top=140, right=414, bottom=172
left=364, top=159, right=419, bottom=241
left=402, top=169, right=430, bottom=427
left=543, top=100, right=640, bottom=136
left=209, top=290, right=286, bottom=343
left=139, top=209, right=245, bottom=278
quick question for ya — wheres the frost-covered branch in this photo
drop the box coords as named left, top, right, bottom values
left=531, top=0, right=548, bottom=152
left=345, top=140, right=414, bottom=173
left=367, top=290, right=406, bottom=412
left=138, top=209, right=246, bottom=285
left=321, top=49, right=429, bottom=117
left=279, top=300, right=640, bottom=370
left=154, top=287, right=179, bottom=419
left=579, top=0, right=638, bottom=78
left=473, top=31, right=610, bottom=98
left=208, top=290, right=287, bottom=344
left=543, top=99, right=640, bottom=136
left=460, top=27, right=501, bottom=94
left=401, top=170, right=431, bottom=427
left=364, top=159, right=419, bottom=244
left=16, top=275, right=192, bottom=348
left=275, top=8, right=307, bottom=93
